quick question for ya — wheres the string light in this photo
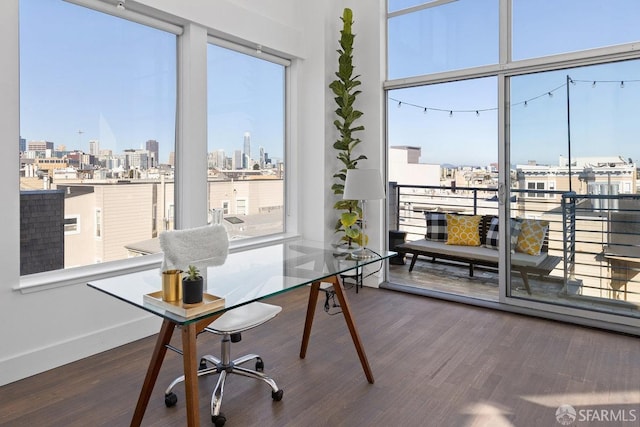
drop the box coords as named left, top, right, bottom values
left=388, top=77, right=640, bottom=117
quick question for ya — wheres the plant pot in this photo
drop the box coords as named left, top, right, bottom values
left=182, top=277, right=204, bottom=304
left=161, top=269, right=183, bottom=302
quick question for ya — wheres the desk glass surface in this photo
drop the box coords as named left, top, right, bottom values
left=88, top=239, right=394, bottom=325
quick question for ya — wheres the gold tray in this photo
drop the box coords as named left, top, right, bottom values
left=143, top=291, right=225, bottom=318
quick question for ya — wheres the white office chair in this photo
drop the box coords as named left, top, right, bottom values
left=159, top=224, right=283, bottom=427
left=164, top=302, right=283, bottom=426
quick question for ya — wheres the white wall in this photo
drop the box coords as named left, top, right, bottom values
left=0, top=0, right=385, bottom=386
left=389, top=148, right=441, bottom=186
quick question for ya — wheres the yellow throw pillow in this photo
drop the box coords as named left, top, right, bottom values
left=516, top=219, right=549, bottom=255
left=445, top=214, right=482, bottom=246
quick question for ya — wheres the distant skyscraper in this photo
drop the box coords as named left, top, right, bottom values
left=259, top=146, right=265, bottom=169
left=89, top=140, right=99, bottom=156
left=19, top=137, right=26, bottom=152
left=233, top=150, right=242, bottom=169
left=243, top=132, right=251, bottom=169
left=27, top=140, right=54, bottom=151
left=146, top=139, right=159, bottom=167
left=168, top=151, right=175, bottom=167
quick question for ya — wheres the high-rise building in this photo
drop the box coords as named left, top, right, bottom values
left=124, top=149, right=150, bottom=170
left=243, top=132, right=251, bottom=169
left=146, top=139, right=159, bottom=167
left=19, top=137, right=26, bottom=152
left=89, top=140, right=99, bottom=156
left=233, top=150, right=242, bottom=169
left=259, top=146, right=265, bottom=169
left=27, top=140, right=54, bottom=151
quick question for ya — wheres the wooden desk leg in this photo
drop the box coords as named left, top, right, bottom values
left=329, top=275, right=375, bottom=384
left=300, top=281, right=321, bottom=358
left=131, top=319, right=175, bottom=427
left=181, top=322, right=200, bottom=427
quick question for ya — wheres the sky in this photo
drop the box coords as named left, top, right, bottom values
left=19, top=0, right=640, bottom=169
left=19, top=0, right=284, bottom=165
left=387, top=0, right=640, bottom=167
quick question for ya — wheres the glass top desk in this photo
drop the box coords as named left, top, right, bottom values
left=88, top=239, right=395, bottom=427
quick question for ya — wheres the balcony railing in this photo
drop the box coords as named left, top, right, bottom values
left=389, top=183, right=640, bottom=309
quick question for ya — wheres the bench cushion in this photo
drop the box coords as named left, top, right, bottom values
left=400, top=239, right=547, bottom=268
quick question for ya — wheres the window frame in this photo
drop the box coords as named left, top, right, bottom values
left=64, top=215, right=80, bottom=235
left=384, top=0, right=640, bottom=328
left=16, top=0, right=295, bottom=293
left=95, top=208, right=102, bottom=239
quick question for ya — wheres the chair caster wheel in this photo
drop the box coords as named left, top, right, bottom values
left=255, top=357, right=264, bottom=372
left=164, top=392, right=178, bottom=407
left=272, top=389, right=284, bottom=401
left=212, top=412, right=226, bottom=426
left=199, top=359, right=208, bottom=370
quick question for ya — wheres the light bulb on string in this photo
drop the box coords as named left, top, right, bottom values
left=449, top=111, right=453, bottom=117
left=476, top=111, right=479, bottom=117
left=397, top=101, right=402, bottom=108
left=620, top=81, right=625, bottom=88
left=524, top=101, right=528, bottom=107
left=423, top=107, right=427, bottom=114
left=592, top=81, right=596, bottom=88
left=548, top=92, right=553, bottom=98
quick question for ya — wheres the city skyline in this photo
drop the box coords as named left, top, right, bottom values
left=19, top=130, right=275, bottom=169
left=19, top=1, right=285, bottom=166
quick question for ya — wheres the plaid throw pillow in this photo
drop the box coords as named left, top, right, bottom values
left=425, top=212, right=447, bottom=241
left=485, top=217, right=523, bottom=252
left=485, top=217, right=499, bottom=250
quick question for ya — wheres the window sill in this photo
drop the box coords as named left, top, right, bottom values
left=15, top=233, right=301, bottom=294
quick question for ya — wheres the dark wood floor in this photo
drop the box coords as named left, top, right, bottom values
left=1, top=286, right=639, bottom=427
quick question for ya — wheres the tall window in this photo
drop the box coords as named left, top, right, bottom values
left=19, top=1, right=176, bottom=275
left=387, top=1, right=640, bottom=321
left=387, top=0, right=498, bottom=79
left=206, top=42, right=287, bottom=239
left=512, top=0, right=640, bottom=60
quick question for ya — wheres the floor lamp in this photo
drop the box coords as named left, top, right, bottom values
left=343, top=168, right=386, bottom=260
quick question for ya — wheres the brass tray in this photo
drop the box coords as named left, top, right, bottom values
left=143, top=291, right=225, bottom=318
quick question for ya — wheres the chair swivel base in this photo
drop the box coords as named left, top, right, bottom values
left=164, top=336, right=283, bottom=427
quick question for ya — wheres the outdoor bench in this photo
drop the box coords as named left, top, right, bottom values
left=396, top=214, right=562, bottom=294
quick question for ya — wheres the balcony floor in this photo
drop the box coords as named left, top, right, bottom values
left=388, top=257, right=640, bottom=318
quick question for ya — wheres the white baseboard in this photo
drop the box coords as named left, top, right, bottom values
left=0, top=314, right=162, bottom=387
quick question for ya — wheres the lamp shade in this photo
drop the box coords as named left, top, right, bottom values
left=343, top=169, right=385, bottom=200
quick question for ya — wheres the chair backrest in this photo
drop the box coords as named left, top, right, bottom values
left=159, top=224, right=229, bottom=272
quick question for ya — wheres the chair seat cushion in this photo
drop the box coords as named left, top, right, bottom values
left=206, top=302, right=282, bottom=334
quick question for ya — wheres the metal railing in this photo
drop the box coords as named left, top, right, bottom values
left=389, top=183, right=640, bottom=305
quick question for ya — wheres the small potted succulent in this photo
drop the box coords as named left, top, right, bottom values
left=182, top=265, right=204, bottom=304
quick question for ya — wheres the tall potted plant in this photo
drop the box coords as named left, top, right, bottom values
left=330, top=7, right=366, bottom=249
